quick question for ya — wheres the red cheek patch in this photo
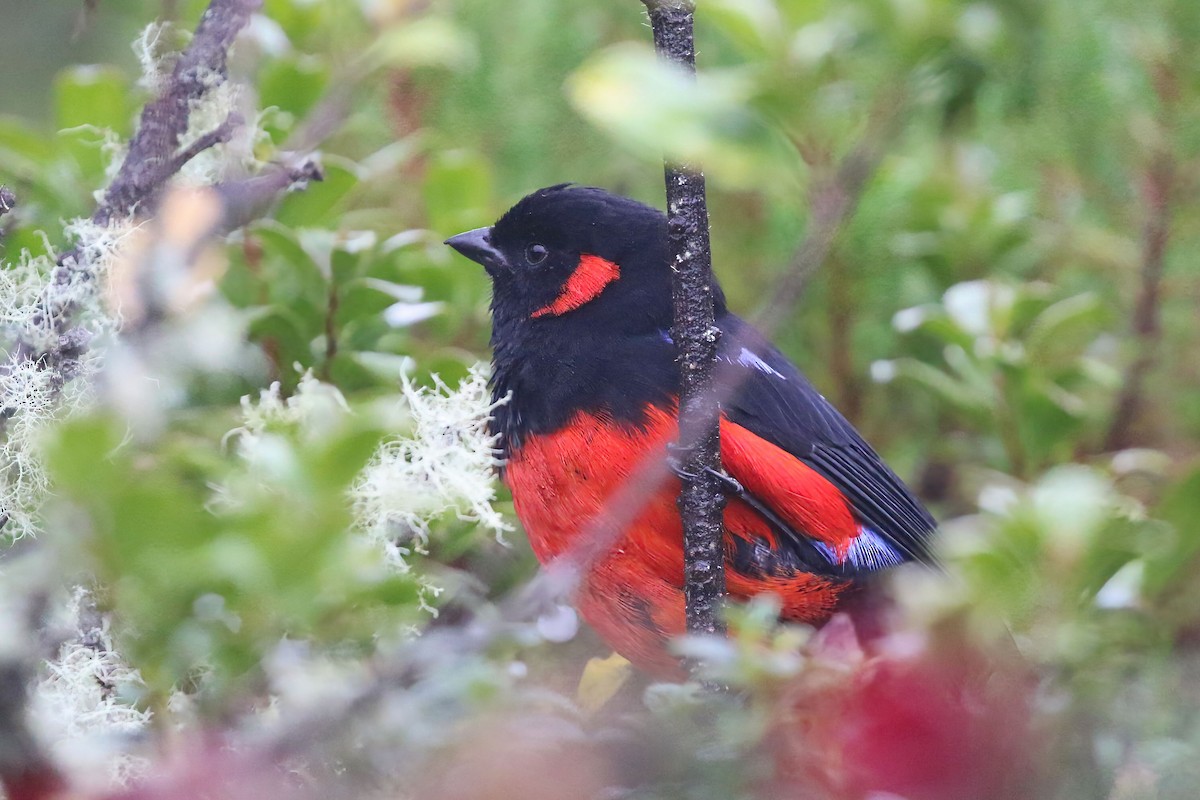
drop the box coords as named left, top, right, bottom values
left=530, top=254, right=620, bottom=318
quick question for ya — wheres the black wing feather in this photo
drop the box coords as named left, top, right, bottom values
left=717, top=314, right=937, bottom=567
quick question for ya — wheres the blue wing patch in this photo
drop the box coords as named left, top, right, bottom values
left=813, top=526, right=907, bottom=573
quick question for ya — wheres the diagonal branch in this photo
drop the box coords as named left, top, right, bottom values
left=755, top=95, right=904, bottom=334
left=28, top=0, right=263, bottom=367
left=93, top=0, right=262, bottom=227
left=161, top=111, right=241, bottom=179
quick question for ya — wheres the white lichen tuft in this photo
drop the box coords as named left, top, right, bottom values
left=0, top=361, right=67, bottom=538
left=178, top=77, right=246, bottom=184
left=175, top=66, right=267, bottom=186
left=64, top=218, right=138, bottom=335
left=233, top=368, right=353, bottom=444
left=31, top=590, right=152, bottom=788
left=132, top=22, right=174, bottom=94
left=0, top=222, right=130, bottom=538
left=352, top=363, right=510, bottom=568
left=131, top=21, right=266, bottom=187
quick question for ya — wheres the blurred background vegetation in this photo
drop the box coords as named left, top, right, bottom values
left=1, top=0, right=1199, bottom=798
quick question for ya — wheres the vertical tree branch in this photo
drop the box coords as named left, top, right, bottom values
left=1103, top=153, right=1173, bottom=451
left=641, top=0, right=727, bottom=642
left=1101, top=57, right=1180, bottom=452
left=0, top=591, right=67, bottom=800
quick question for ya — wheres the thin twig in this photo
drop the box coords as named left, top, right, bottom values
left=72, top=0, right=101, bottom=42
left=214, top=159, right=324, bottom=233
left=161, top=111, right=241, bottom=178
left=0, top=186, right=16, bottom=241
left=321, top=277, right=340, bottom=382
left=754, top=96, right=903, bottom=333
left=826, top=251, right=862, bottom=420
left=641, top=0, right=727, bottom=644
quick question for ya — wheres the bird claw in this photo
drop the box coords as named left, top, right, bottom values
left=665, top=442, right=745, bottom=495
left=665, top=441, right=698, bottom=480
left=710, top=469, right=745, bottom=496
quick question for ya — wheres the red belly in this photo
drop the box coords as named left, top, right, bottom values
left=504, top=408, right=847, bottom=677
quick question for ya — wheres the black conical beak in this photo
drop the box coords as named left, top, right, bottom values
left=445, top=227, right=508, bottom=274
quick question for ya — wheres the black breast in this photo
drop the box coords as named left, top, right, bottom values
left=488, top=322, right=679, bottom=455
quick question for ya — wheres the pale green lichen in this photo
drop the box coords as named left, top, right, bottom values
left=352, top=363, right=511, bottom=568
left=31, top=590, right=153, bottom=789
left=132, top=21, right=174, bottom=95
left=229, top=365, right=510, bottom=573
left=0, top=11, right=252, bottom=538
left=0, top=222, right=129, bottom=538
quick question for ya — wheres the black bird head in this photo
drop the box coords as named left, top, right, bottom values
left=446, top=184, right=720, bottom=335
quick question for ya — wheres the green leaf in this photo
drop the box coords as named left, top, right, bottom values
left=1143, top=468, right=1200, bottom=597
left=274, top=158, right=360, bottom=228
left=422, top=149, right=495, bottom=236
left=330, top=231, right=378, bottom=285
left=366, top=17, right=478, bottom=71
left=567, top=43, right=791, bottom=189
left=255, top=223, right=329, bottom=307
left=259, top=57, right=329, bottom=120
left=1024, top=292, right=1106, bottom=370
left=705, top=0, right=788, bottom=58
left=247, top=306, right=318, bottom=376
left=890, top=357, right=991, bottom=416
left=54, top=65, right=131, bottom=135
left=0, top=118, right=56, bottom=164
left=336, top=277, right=405, bottom=326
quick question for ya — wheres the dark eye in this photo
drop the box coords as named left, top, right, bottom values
left=525, top=243, right=549, bottom=265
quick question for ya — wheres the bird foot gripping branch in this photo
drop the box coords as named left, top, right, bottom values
left=665, top=441, right=743, bottom=496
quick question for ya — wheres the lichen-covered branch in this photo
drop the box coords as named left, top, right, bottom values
left=93, top=0, right=262, bottom=227
left=18, top=0, right=262, bottom=369
left=641, top=0, right=727, bottom=642
left=0, top=0, right=268, bottom=537
left=0, top=186, right=15, bottom=219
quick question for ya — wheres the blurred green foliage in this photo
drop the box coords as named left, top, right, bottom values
left=46, top=406, right=421, bottom=703
left=0, top=0, right=1199, bottom=797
